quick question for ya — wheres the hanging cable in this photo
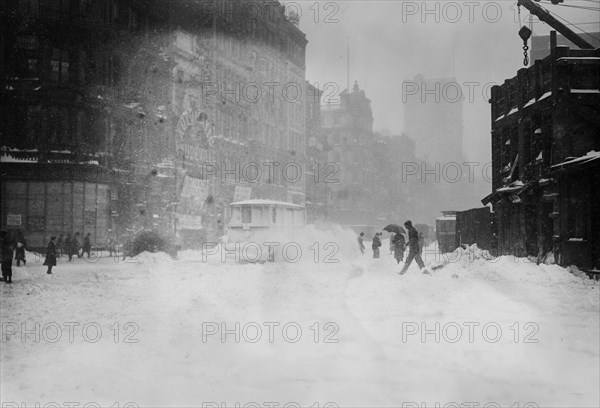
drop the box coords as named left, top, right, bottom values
left=554, top=4, right=600, bottom=11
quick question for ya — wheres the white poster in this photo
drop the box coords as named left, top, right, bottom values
left=233, top=186, right=252, bottom=202
left=177, top=214, right=203, bottom=230
left=176, top=176, right=208, bottom=230
left=7, top=214, right=22, bottom=226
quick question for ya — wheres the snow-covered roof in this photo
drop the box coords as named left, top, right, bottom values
left=570, top=89, right=600, bottom=94
left=557, top=57, right=600, bottom=62
left=496, top=180, right=525, bottom=193
left=230, top=199, right=305, bottom=208
left=436, top=215, right=456, bottom=221
left=0, top=155, right=36, bottom=163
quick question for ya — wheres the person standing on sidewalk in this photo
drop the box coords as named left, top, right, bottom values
left=358, top=232, right=366, bottom=255
left=56, top=234, right=64, bottom=258
left=44, top=236, right=57, bottom=274
left=392, top=232, right=406, bottom=264
left=82, top=233, right=92, bottom=258
left=72, top=232, right=81, bottom=259
left=15, top=231, right=27, bottom=266
left=372, top=232, right=382, bottom=259
left=1, top=231, right=13, bottom=283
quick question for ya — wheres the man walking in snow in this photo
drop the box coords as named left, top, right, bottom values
left=372, top=232, right=382, bottom=259
left=399, top=220, right=426, bottom=275
left=65, top=234, right=74, bottom=261
left=72, top=232, right=81, bottom=259
left=82, top=233, right=92, bottom=259
left=358, top=232, right=365, bottom=255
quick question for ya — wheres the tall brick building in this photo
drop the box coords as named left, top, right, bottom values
left=0, top=0, right=309, bottom=249
left=321, top=81, right=376, bottom=226
left=484, top=44, right=600, bottom=269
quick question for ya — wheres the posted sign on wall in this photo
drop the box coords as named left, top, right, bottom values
left=7, top=214, right=22, bottom=226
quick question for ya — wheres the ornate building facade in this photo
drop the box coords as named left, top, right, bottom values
left=0, top=0, right=308, bottom=249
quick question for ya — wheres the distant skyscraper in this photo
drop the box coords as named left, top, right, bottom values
left=402, top=75, right=464, bottom=166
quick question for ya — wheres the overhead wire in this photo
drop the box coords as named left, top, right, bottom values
left=548, top=9, right=600, bottom=41
left=532, top=0, right=600, bottom=42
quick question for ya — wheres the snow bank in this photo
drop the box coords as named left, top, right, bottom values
left=203, top=223, right=360, bottom=265
left=437, top=244, right=597, bottom=286
left=1, top=241, right=598, bottom=407
left=134, top=251, right=175, bottom=265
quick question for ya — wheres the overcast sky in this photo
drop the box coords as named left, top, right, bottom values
left=296, top=0, right=599, bottom=163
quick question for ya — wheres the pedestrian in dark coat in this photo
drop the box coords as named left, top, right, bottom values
left=399, top=220, right=426, bottom=275
left=15, top=232, right=27, bottom=266
left=56, top=234, right=64, bottom=258
left=44, top=236, right=57, bottom=274
left=1, top=231, right=14, bottom=283
left=82, top=233, right=92, bottom=258
left=372, top=233, right=382, bottom=259
left=392, top=232, right=406, bottom=264
left=65, top=234, right=74, bottom=261
left=358, top=232, right=365, bottom=255
left=72, top=232, right=81, bottom=259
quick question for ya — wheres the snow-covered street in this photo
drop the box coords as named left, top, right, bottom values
left=1, top=233, right=599, bottom=408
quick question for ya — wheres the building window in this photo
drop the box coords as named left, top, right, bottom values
left=81, top=0, right=93, bottom=14
left=50, top=48, right=69, bottom=83
left=45, top=0, right=70, bottom=18
left=47, top=107, right=71, bottom=147
left=16, top=35, right=38, bottom=50
left=25, top=105, right=42, bottom=145
left=568, top=179, right=588, bottom=239
left=27, top=58, right=38, bottom=77
left=130, top=8, right=139, bottom=31
left=19, top=0, right=39, bottom=17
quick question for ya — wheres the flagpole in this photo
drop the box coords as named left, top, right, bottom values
left=346, top=36, right=350, bottom=92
